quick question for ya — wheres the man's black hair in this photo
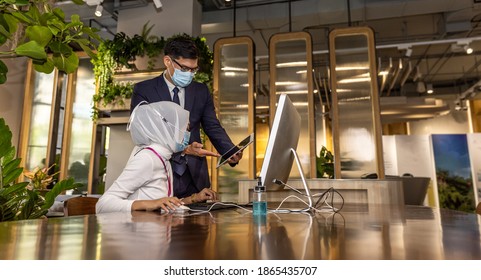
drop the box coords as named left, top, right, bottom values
left=164, top=35, right=199, bottom=59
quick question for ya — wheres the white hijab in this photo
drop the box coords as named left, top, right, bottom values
left=127, top=101, right=189, bottom=154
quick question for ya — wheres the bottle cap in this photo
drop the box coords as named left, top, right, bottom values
left=254, top=177, right=266, bottom=192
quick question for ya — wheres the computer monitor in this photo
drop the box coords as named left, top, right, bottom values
left=259, top=94, right=300, bottom=189
left=259, top=94, right=313, bottom=209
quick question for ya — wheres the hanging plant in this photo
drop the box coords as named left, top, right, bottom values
left=91, top=23, right=213, bottom=121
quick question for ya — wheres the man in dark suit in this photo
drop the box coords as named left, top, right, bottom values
left=130, top=36, right=242, bottom=203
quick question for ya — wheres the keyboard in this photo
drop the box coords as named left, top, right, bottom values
left=188, top=202, right=244, bottom=211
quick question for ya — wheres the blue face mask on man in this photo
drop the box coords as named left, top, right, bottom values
left=171, top=68, right=194, bottom=88
left=168, top=57, right=196, bottom=88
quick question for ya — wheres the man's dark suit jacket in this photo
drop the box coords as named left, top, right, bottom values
left=130, top=74, right=235, bottom=194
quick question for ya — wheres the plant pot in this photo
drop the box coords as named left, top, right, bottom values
left=135, top=55, right=164, bottom=71
left=96, top=97, right=131, bottom=112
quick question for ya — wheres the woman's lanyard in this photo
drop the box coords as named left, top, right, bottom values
left=143, top=147, right=172, bottom=197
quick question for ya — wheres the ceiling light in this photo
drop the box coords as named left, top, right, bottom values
left=405, top=47, right=413, bottom=57
left=95, top=4, right=103, bottom=17
left=397, top=45, right=412, bottom=57
left=416, top=81, right=426, bottom=93
left=464, top=44, right=473, bottom=54
left=338, top=77, right=371, bottom=84
left=276, top=61, right=307, bottom=68
left=426, top=83, right=434, bottom=94
left=153, top=0, right=162, bottom=9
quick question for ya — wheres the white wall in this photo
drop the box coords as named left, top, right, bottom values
left=104, top=0, right=203, bottom=190
left=0, top=56, right=28, bottom=149
left=408, top=95, right=470, bottom=135
left=117, top=0, right=202, bottom=38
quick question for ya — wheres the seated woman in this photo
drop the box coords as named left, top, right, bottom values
left=96, top=101, right=216, bottom=214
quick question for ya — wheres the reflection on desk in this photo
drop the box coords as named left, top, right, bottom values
left=0, top=205, right=480, bottom=260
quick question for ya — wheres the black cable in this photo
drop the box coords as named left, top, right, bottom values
left=274, top=179, right=345, bottom=213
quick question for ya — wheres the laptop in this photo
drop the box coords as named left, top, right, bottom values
left=216, top=133, right=254, bottom=168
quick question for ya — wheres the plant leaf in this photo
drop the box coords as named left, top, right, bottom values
left=13, top=0, right=30, bottom=5
left=52, top=7, right=66, bottom=21
left=25, top=25, right=53, bottom=47
left=2, top=182, right=29, bottom=196
left=2, top=167, right=24, bottom=186
left=0, top=118, right=12, bottom=159
left=33, top=58, right=55, bottom=74
left=0, top=60, right=7, bottom=84
left=9, top=10, right=33, bottom=25
left=3, top=13, right=18, bottom=35
left=19, top=190, right=37, bottom=219
left=2, top=158, right=21, bottom=176
left=42, top=178, right=81, bottom=210
left=76, top=39, right=97, bottom=58
left=52, top=51, right=79, bottom=74
left=14, top=41, right=47, bottom=60
left=0, top=24, right=10, bottom=38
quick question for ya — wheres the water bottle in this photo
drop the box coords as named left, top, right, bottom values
left=252, top=177, right=267, bottom=215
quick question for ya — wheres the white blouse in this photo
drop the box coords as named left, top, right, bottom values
left=96, top=143, right=173, bottom=213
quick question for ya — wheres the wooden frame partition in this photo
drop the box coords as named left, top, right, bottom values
left=268, top=31, right=316, bottom=178
left=329, top=27, right=384, bottom=179
left=211, top=36, right=256, bottom=193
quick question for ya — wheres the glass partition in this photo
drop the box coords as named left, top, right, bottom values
left=269, top=32, right=316, bottom=178
left=329, top=27, right=384, bottom=179
left=62, top=57, right=96, bottom=193
left=212, top=37, right=255, bottom=199
left=20, top=67, right=55, bottom=172
left=19, top=54, right=97, bottom=192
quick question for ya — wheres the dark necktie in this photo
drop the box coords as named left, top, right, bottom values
left=171, top=87, right=186, bottom=177
left=172, top=87, right=180, bottom=105
left=171, top=154, right=187, bottom=176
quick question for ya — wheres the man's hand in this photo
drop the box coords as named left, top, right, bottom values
left=196, top=188, right=218, bottom=202
left=227, top=150, right=243, bottom=164
left=184, top=142, right=220, bottom=157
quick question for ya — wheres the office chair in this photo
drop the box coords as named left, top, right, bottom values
left=63, top=196, right=99, bottom=216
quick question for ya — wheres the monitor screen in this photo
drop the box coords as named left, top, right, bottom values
left=259, top=94, right=302, bottom=190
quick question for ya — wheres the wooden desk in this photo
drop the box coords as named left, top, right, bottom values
left=1, top=205, right=480, bottom=260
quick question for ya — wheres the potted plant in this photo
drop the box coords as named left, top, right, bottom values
left=0, top=117, right=81, bottom=222
left=317, top=146, right=334, bottom=178
left=23, top=164, right=59, bottom=196
left=0, top=0, right=102, bottom=84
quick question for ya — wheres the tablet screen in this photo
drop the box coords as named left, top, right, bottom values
left=216, top=134, right=254, bottom=168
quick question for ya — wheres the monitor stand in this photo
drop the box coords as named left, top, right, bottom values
left=290, top=148, right=313, bottom=211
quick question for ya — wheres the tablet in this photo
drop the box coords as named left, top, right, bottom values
left=216, top=133, right=254, bottom=168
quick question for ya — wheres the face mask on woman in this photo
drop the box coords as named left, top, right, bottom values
left=175, top=130, right=191, bottom=152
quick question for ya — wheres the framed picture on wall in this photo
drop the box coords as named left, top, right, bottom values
left=432, top=134, right=476, bottom=212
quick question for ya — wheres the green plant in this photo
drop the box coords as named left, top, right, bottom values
left=0, top=0, right=101, bottom=84
left=317, top=146, right=334, bottom=178
left=0, top=117, right=81, bottom=222
left=23, top=164, right=59, bottom=190
left=91, top=27, right=213, bottom=121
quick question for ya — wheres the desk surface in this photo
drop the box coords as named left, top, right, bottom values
left=1, top=205, right=480, bottom=260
